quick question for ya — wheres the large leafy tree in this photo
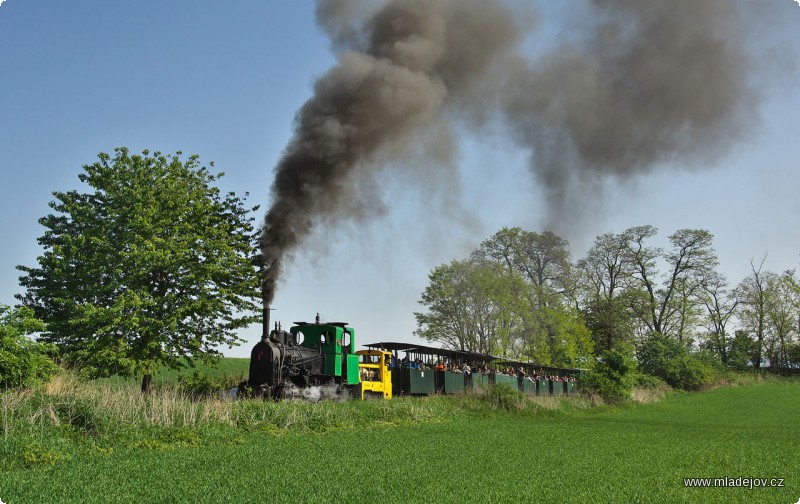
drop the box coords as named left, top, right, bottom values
left=763, top=270, right=799, bottom=373
left=582, top=295, right=636, bottom=354
left=577, top=231, right=632, bottom=302
left=699, top=271, right=738, bottom=366
left=624, top=226, right=718, bottom=341
left=414, top=259, right=528, bottom=355
left=735, top=256, right=772, bottom=369
left=473, top=227, right=573, bottom=307
left=470, top=227, right=587, bottom=362
left=417, top=229, right=593, bottom=365
left=523, top=304, right=593, bottom=368
left=17, top=148, right=261, bottom=391
left=577, top=231, right=637, bottom=353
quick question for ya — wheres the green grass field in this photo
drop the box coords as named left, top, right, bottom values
left=1, top=370, right=797, bottom=503
left=92, top=357, right=250, bottom=388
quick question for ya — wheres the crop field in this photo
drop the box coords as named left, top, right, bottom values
left=1, top=373, right=797, bottom=503
left=93, top=357, right=250, bottom=388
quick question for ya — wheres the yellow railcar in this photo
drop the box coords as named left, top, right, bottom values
left=356, top=349, right=392, bottom=400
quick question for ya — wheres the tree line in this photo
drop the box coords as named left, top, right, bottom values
left=415, top=226, right=800, bottom=376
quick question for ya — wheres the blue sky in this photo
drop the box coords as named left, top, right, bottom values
left=1, top=1, right=799, bottom=357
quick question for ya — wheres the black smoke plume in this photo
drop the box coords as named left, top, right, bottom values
left=261, top=0, right=520, bottom=303
left=261, top=0, right=786, bottom=304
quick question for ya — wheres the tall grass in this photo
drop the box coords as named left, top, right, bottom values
left=0, top=372, right=453, bottom=470
left=1, top=374, right=613, bottom=444
left=3, top=373, right=230, bottom=436
left=2, top=372, right=464, bottom=441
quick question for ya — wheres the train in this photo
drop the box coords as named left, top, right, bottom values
left=239, top=311, right=582, bottom=401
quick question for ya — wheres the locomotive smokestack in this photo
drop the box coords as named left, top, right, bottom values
left=262, top=284, right=272, bottom=340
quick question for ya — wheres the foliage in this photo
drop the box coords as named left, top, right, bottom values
left=472, top=226, right=573, bottom=306
left=579, top=348, right=637, bottom=402
left=726, top=330, right=757, bottom=371
left=787, top=343, right=800, bottom=370
left=733, top=262, right=800, bottom=373
left=415, top=259, right=528, bottom=355
left=762, top=270, right=799, bottom=373
left=178, top=370, right=235, bottom=398
left=416, top=224, right=798, bottom=382
left=0, top=304, right=59, bottom=388
left=577, top=231, right=630, bottom=301
left=416, top=228, right=593, bottom=364
left=151, top=357, right=248, bottom=384
left=21, top=443, right=68, bottom=467
left=633, top=372, right=668, bottom=390
left=483, top=383, right=525, bottom=411
left=523, top=304, right=594, bottom=368
left=17, top=148, right=261, bottom=383
left=734, top=257, right=772, bottom=369
left=664, top=355, right=715, bottom=391
left=582, top=295, right=635, bottom=353
left=636, top=332, right=715, bottom=390
left=625, top=227, right=718, bottom=341
left=698, top=270, right=738, bottom=365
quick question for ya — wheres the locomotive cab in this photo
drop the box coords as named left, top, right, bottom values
left=289, top=319, right=359, bottom=385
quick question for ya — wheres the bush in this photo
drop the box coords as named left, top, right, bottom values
left=0, top=305, right=59, bottom=388
left=580, top=348, right=637, bottom=402
left=636, top=333, right=716, bottom=390
left=484, top=383, right=526, bottom=411
left=634, top=372, right=668, bottom=390
left=661, top=355, right=714, bottom=391
left=179, top=370, right=228, bottom=398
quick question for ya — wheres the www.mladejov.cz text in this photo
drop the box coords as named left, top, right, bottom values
left=683, top=477, right=785, bottom=490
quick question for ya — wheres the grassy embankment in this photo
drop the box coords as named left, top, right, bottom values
left=0, top=360, right=797, bottom=503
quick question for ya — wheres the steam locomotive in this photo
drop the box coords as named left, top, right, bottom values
left=240, top=311, right=362, bottom=399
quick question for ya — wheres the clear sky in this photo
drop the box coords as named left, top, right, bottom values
left=1, top=0, right=799, bottom=358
